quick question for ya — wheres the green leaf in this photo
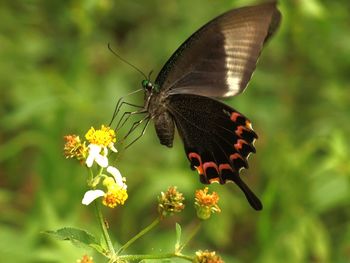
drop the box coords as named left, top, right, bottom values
left=175, top=223, right=182, bottom=251
left=44, top=227, right=104, bottom=253
left=99, top=234, right=109, bottom=253
left=90, top=243, right=106, bottom=255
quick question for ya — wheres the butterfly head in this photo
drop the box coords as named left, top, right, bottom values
left=142, top=79, right=160, bottom=93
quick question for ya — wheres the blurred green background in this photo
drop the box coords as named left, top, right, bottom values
left=1, top=0, right=350, bottom=262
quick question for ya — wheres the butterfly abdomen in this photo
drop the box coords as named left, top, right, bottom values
left=153, top=111, right=175, bottom=147
left=146, top=90, right=176, bottom=148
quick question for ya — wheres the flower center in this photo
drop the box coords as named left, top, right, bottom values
left=85, top=125, right=116, bottom=147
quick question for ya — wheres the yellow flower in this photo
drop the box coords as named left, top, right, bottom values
left=102, top=187, right=128, bottom=208
left=194, top=250, right=224, bottom=263
left=84, top=125, right=117, bottom=168
left=194, top=187, right=221, bottom=220
left=85, top=125, right=116, bottom=148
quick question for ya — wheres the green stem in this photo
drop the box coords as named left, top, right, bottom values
left=94, top=201, right=116, bottom=258
left=88, top=168, right=94, bottom=184
left=118, top=252, right=193, bottom=262
left=178, top=221, right=202, bottom=253
left=117, top=218, right=160, bottom=254
left=98, top=166, right=104, bottom=176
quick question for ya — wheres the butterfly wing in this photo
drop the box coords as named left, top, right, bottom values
left=166, top=94, right=262, bottom=210
left=155, top=2, right=281, bottom=98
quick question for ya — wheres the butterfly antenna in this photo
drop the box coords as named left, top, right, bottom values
left=148, top=70, right=153, bottom=80
left=108, top=43, right=148, bottom=80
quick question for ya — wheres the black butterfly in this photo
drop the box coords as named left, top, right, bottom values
left=133, top=2, right=281, bottom=210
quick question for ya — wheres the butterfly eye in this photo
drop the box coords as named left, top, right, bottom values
left=141, top=80, right=149, bottom=88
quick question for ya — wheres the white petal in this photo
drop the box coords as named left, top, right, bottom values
left=88, top=144, right=102, bottom=154
left=95, top=154, right=108, bottom=168
left=82, top=190, right=105, bottom=205
left=86, top=144, right=101, bottom=167
left=107, top=166, right=125, bottom=187
left=108, top=142, right=118, bottom=153
left=85, top=154, right=94, bottom=167
left=85, top=144, right=108, bottom=168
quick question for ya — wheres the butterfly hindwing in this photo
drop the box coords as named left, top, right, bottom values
left=166, top=94, right=262, bottom=210
left=155, top=2, right=281, bottom=98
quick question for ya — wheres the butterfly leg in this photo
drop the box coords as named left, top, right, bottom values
left=109, top=96, right=123, bottom=125
left=115, top=109, right=148, bottom=131
left=110, top=101, right=144, bottom=127
left=109, top=89, right=144, bottom=126
left=122, top=116, right=151, bottom=149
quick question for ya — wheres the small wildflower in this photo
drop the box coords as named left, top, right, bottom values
left=194, top=250, right=224, bottom=263
left=194, top=187, right=221, bottom=220
left=63, top=135, right=88, bottom=161
left=77, top=255, right=93, bottom=263
left=158, top=186, right=185, bottom=218
left=85, top=125, right=117, bottom=149
left=84, top=125, right=117, bottom=168
left=82, top=166, right=128, bottom=208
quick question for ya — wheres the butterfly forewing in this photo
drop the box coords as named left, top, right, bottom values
left=156, top=2, right=281, bottom=98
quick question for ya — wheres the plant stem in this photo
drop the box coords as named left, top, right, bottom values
left=118, top=252, right=193, bottom=262
left=94, top=201, right=116, bottom=258
left=178, top=221, right=201, bottom=253
left=88, top=168, right=94, bottom=185
left=98, top=166, right=104, bottom=176
left=117, top=218, right=160, bottom=254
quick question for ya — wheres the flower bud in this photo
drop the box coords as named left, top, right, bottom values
left=194, top=187, right=221, bottom=220
left=63, top=135, right=88, bottom=161
left=158, top=186, right=185, bottom=218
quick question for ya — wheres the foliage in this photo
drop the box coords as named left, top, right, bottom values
left=0, top=0, right=350, bottom=262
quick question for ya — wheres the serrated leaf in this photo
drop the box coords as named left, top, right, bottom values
left=44, top=227, right=103, bottom=253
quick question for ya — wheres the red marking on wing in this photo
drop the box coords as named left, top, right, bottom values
left=235, top=126, right=248, bottom=137
left=188, top=152, right=204, bottom=175
left=230, top=112, right=242, bottom=122
left=203, top=162, right=219, bottom=175
left=234, top=139, right=248, bottom=151
left=205, top=162, right=220, bottom=184
left=196, top=166, right=204, bottom=175
left=219, top=163, right=233, bottom=173
left=188, top=152, right=202, bottom=165
left=229, top=153, right=244, bottom=162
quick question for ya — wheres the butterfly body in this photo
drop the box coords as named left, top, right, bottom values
left=140, top=2, right=281, bottom=210
left=143, top=81, right=175, bottom=147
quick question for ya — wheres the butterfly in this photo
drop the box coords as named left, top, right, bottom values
left=135, top=2, right=281, bottom=210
